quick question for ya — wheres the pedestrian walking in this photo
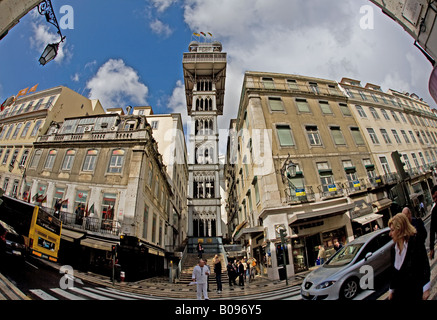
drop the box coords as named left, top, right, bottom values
left=213, top=255, right=222, bottom=293
left=251, top=258, right=257, bottom=281
left=237, top=260, right=245, bottom=286
left=192, top=259, right=209, bottom=300
left=246, top=258, right=252, bottom=282
left=401, top=207, right=427, bottom=244
left=317, top=245, right=326, bottom=265
left=204, top=258, right=210, bottom=292
left=429, top=185, right=437, bottom=260
left=197, top=242, right=204, bottom=259
left=227, top=261, right=235, bottom=286
left=333, top=238, right=343, bottom=252
left=242, top=258, right=248, bottom=281
left=388, top=213, right=431, bottom=301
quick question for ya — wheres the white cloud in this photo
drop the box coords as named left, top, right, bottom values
left=71, top=73, right=80, bottom=82
left=150, top=19, right=173, bottom=37
left=30, top=23, right=70, bottom=64
left=178, top=0, right=436, bottom=155
left=86, top=59, right=149, bottom=109
left=150, top=0, right=178, bottom=13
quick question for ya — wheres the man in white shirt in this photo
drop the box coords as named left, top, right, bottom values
left=192, top=259, right=209, bottom=300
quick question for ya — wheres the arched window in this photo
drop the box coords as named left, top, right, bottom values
left=44, top=149, right=57, bottom=169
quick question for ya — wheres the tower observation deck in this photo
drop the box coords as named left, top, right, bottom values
left=183, top=39, right=227, bottom=253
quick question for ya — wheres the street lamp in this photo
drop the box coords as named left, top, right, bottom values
left=285, top=160, right=297, bottom=179
left=39, top=41, right=60, bottom=66
left=37, top=0, right=66, bottom=66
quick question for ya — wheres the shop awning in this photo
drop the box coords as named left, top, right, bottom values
left=352, top=213, right=383, bottom=225
left=234, top=226, right=264, bottom=241
left=61, top=229, right=85, bottom=242
left=80, top=238, right=118, bottom=251
left=289, top=202, right=355, bottom=225
left=372, top=198, right=392, bottom=211
left=232, top=220, right=248, bottom=238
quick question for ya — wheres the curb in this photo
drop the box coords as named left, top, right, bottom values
left=0, top=272, right=30, bottom=300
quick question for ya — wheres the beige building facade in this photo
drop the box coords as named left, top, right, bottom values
left=0, top=86, right=104, bottom=200
left=26, top=112, right=173, bottom=280
left=339, top=77, right=437, bottom=215
left=226, top=72, right=388, bottom=280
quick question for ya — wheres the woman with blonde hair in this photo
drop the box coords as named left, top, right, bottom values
left=388, top=213, right=431, bottom=300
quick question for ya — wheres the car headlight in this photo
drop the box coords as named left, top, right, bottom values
left=316, top=281, right=336, bottom=290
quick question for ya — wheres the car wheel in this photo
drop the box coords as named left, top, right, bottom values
left=340, top=278, right=359, bottom=300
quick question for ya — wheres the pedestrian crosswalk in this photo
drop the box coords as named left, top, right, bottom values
left=29, top=286, right=161, bottom=301
left=29, top=284, right=304, bottom=301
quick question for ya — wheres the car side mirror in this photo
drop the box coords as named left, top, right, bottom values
left=365, top=252, right=373, bottom=261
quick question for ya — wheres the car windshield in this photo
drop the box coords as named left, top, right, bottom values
left=325, top=243, right=364, bottom=267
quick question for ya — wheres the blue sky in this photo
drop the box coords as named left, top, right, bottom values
left=0, top=0, right=436, bottom=154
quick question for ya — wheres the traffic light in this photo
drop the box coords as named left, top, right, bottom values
left=391, top=151, right=408, bottom=180
left=111, top=244, right=117, bottom=257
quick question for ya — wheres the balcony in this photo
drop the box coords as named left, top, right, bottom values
left=284, top=186, right=316, bottom=204
left=43, top=207, right=121, bottom=236
left=244, top=80, right=345, bottom=98
left=37, top=129, right=149, bottom=143
left=317, top=184, right=345, bottom=200
left=342, top=179, right=368, bottom=195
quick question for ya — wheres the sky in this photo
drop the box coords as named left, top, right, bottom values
left=0, top=0, right=435, bottom=155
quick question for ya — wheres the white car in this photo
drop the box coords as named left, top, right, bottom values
left=301, top=228, right=393, bottom=300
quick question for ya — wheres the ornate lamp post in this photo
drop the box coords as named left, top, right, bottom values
left=37, top=0, right=66, bottom=65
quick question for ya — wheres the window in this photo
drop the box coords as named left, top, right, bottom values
left=12, top=123, right=22, bottom=139
left=2, top=149, right=11, bottom=165
left=391, top=111, right=400, bottom=122
left=411, top=153, right=420, bottom=168
left=262, top=77, right=275, bottom=89
left=143, top=205, right=149, bottom=239
left=101, top=193, right=116, bottom=227
left=416, top=131, right=424, bottom=144
left=82, top=149, right=98, bottom=171
left=21, top=122, right=32, bottom=138
left=5, top=125, right=14, bottom=139
left=30, top=149, right=42, bottom=168
left=74, top=190, right=88, bottom=221
left=369, top=107, right=380, bottom=119
left=343, top=160, right=359, bottom=189
left=371, top=93, right=379, bottom=103
left=19, top=149, right=29, bottom=167
left=350, top=127, right=365, bottom=145
left=45, top=150, right=57, bottom=169
left=391, top=130, right=402, bottom=144
left=355, top=105, right=367, bottom=118
left=296, top=99, right=310, bottom=113
left=330, top=126, right=346, bottom=145
left=10, top=149, right=20, bottom=167
left=268, top=97, right=284, bottom=111
left=401, top=130, right=410, bottom=143
left=150, top=121, right=159, bottom=129
left=380, top=129, right=391, bottom=144
left=399, top=112, right=407, bottom=123
left=367, top=128, right=380, bottom=144
left=306, top=126, right=322, bottom=146
left=418, top=152, right=426, bottom=166
left=408, top=131, right=417, bottom=143
left=381, top=109, right=390, bottom=121
left=358, top=91, right=367, bottom=100
left=379, top=157, right=391, bottom=175
left=147, top=162, right=153, bottom=186
left=62, top=149, right=76, bottom=170
left=339, top=103, right=351, bottom=116
left=403, top=154, right=412, bottom=171
left=33, top=99, right=43, bottom=111
left=254, top=178, right=260, bottom=204
left=276, top=125, right=295, bottom=147
left=309, top=82, right=320, bottom=94
left=108, top=149, right=125, bottom=173
left=317, top=162, right=334, bottom=193
left=0, top=125, right=8, bottom=140
left=287, top=79, right=299, bottom=90
left=152, top=214, right=157, bottom=243
left=319, top=101, right=332, bottom=114
left=345, top=88, right=355, bottom=98
left=30, top=120, right=43, bottom=137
